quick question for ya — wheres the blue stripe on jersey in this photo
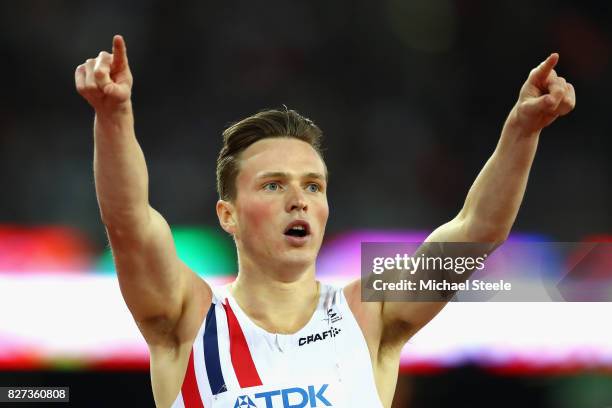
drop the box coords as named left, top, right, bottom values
left=203, top=303, right=227, bottom=395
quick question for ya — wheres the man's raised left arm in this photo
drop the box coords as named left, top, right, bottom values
left=380, top=53, right=576, bottom=341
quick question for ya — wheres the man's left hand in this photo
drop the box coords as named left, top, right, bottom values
left=512, top=53, right=576, bottom=133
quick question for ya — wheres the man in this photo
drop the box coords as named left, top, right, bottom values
left=75, top=35, right=575, bottom=407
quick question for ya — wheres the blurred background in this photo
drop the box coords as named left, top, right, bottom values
left=0, top=0, right=611, bottom=407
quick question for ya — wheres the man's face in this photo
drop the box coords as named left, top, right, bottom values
left=228, top=137, right=329, bottom=272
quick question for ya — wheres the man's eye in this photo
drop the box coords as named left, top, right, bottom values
left=306, top=183, right=320, bottom=193
left=263, top=182, right=280, bottom=191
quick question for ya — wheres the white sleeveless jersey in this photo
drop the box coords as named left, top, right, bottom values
left=170, top=282, right=384, bottom=408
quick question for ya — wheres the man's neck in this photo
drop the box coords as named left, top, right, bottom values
left=228, top=263, right=320, bottom=334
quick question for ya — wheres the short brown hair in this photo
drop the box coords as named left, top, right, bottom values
left=216, top=108, right=325, bottom=201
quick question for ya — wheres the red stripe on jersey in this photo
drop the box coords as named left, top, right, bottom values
left=181, top=348, right=205, bottom=408
left=223, top=301, right=263, bottom=388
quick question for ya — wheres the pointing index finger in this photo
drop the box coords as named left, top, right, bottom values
left=111, top=34, right=128, bottom=70
left=531, top=53, right=559, bottom=85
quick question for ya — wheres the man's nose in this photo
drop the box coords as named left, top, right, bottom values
left=286, top=186, right=308, bottom=212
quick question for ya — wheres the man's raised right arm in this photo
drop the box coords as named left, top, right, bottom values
left=75, top=35, right=211, bottom=346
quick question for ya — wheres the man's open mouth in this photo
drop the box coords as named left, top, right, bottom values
left=284, top=221, right=311, bottom=238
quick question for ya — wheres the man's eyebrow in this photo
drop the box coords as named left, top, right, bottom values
left=304, top=172, right=326, bottom=181
left=256, top=172, right=289, bottom=180
left=256, top=171, right=326, bottom=181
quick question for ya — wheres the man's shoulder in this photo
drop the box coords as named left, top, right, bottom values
left=339, top=278, right=383, bottom=329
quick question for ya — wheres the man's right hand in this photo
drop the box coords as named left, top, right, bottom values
left=75, top=35, right=133, bottom=114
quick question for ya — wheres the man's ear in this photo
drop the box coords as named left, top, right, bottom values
left=216, top=199, right=237, bottom=235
